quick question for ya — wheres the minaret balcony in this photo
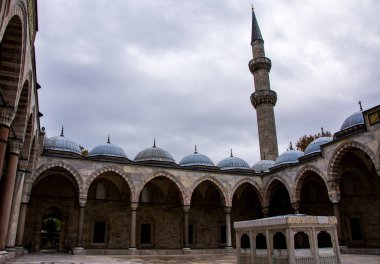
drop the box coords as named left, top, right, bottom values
left=250, top=90, right=277, bottom=108
left=249, top=57, right=271, bottom=73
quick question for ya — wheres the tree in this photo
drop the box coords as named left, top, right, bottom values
left=79, top=145, right=89, bottom=156
left=295, top=129, right=331, bottom=152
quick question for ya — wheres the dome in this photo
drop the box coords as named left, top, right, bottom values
left=134, top=141, right=175, bottom=163
left=179, top=146, right=215, bottom=167
left=252, top=160, right=275, bottom=173
left=217, top=151, right=251, bottom=170
left=340, top=111, right=364, bottom=130
left=304, top=137, right=333, bottom=156
left=43, top=129, right=82, bottom=155
left=274, top=149, right=304, bottom=167
left=89, top=138, right=127, bottom=158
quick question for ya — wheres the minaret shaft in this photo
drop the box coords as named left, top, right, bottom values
left=249, top=11, right=279, bottom=161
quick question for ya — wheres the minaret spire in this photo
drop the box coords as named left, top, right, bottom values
left=251, top=6, right=263, bottom=44
left=249, top=8, right=279, bottom=161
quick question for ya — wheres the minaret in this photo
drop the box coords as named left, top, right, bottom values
left=249, top=7, right=279, bottom=160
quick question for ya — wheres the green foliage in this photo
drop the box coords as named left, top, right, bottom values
left=295, top=130, right=331, bottom=152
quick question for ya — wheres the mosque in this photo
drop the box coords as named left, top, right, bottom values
left=0, top=0, right=379, bottom=260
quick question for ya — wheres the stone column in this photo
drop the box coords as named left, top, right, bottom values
left=225, top=207, right=232, bottom=248
left=16, top=176, right=32, bottom=247
left=0, top=107, right=15, bottom=181
left=0, top=139, right=22, bottom=251
left=261, top=207, right=269, bottom=217
left=73, top=199, right=86, bottom=255
left=329, top=193, right=343, bottom=244
left=15, top=202, right=28, bottom=247
left=291, top=202, right=300, bottom=214
left=236, top=232, right=241, bottom=264
left=183, top=205, right=190, bottom=249
left=129, top=203, right=138, bottom=250
left=5, top=159, right=28, bottom=249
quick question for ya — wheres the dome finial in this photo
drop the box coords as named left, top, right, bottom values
left=230, top=148, right=233, bottom=157
left=289, top=141, right=293, bottom=150
left=251, top=3, right=254, bottom=11
left=60, top=126, right=64, bottom=137
left=359, top=101, right=363, bottom=111
left=321, top=127, right=325, bottom=136
left=107, top=135, right=110, bottom=144
left=194, top=144, right=198, bottom=154
left=153, top=138, right=156, bottom=148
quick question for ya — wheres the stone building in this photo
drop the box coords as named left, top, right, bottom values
left=0, top=1, right=379, bottom=259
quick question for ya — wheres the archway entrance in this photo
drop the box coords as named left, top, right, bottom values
left=335, top=149, right=380, bottom=247
left=231, top=183, right=263, bottom=247
left=298, top=172, right=333, bottom=216
left=190, top=180, right=225, bottom=248
left=267, top=180, right=293, bottom=216
left=24, top=167, right=79, bottom=252
left=138, top=176, right=183, bottom=249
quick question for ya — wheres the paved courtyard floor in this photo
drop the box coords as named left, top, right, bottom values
left=6, top=253, right=380, bottom=264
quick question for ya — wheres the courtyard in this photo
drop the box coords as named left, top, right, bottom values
left=7, top=253, right=380, bottom=264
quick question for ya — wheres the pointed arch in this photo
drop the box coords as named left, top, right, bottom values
left=189, top=175, right=229, bottom=206
left=264, top=177, right=292, bottom=207
left=84, top=166, right=135, bottom=201
left=328, top=141, right=380, bottom=180
left=230, top=177, right=264, bottom=207
left=137, top=170, right=186, bottom=205
left=31, top=161, right=84, bottom=198
left=294, top=165, right=329, bottom=202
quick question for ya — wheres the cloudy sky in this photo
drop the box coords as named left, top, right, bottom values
left=36, top=0, right=380, bottom=165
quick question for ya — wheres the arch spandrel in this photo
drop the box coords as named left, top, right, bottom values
left=32, top=161, right=84, bottom=199
left=328, top=141, right=380, bottom=181
left=230, top=177, right=264, bottom=208
left=189, top=176, right=230, bottom=207
left=137, top=170, right=186, bottom=205
left=84, top=166, right=135, bottom=201
left=263, top=177, right=293, bottom=207
left=294, top=165, right=329, bottom=202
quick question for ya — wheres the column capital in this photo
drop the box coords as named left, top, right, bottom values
left=329, top=194, right=340, bottom=204
left=79, top=198, right=87, bottom=207
left=0, top=107, right=15, bottom=127
left=224, top=206, right=232, bottom=214
left=131, top=202, right=138, bottom=210
left=250, top=90, right=277, bottom=108
left=183, top=205, right=190, bottom=213
left=291, top=202, right=300, bottom=210
left=261, top=206, right=269, bottom=216
left=17, top=159, right=29, bottom=172
left=7, top=139, right=23, bottom=155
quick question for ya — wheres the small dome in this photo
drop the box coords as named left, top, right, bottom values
left=44, top=129, right=82, bottom=155
left=134, top=141, right=175, bottom=163
left=252, top=160, right=275, bottom=173
left=89, top=138, right=127, bottom=158
left=274, top=149, right=304, bottom=167
left=304, top=137, right=333, bottom=156
left=340, top=111, right=364, bottom=131
left=179, top=146, right=214, bottom=167
left=217, top=151, right=250, bottom=170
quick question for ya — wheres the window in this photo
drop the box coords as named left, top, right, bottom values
left=241, top=234, right=250, bottom=249
left=294, top=232, right=310, bottom=249
left=93, top=221, right=106, bottom=244
left=140, top=222, right=153, bottom=245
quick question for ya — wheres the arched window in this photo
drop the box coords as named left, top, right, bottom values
left=256, top=233, right=267, bottom=249
left=241, top=234, right=250, bottom=249
left=273, top=232, right=287, bottom=249
left=294, top=232, right=310, bottom=249
left=318, top=231, right=332, bottom=248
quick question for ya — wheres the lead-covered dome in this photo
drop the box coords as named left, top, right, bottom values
left=134, top=141, right=175, bottom=163
left=252, top=160, right=275, bottom=173
left=179, top=146, right=214, bottom=167
left=304, top=137, right=332, bottom=156
left=89, top=137, right=127, bottom=158
left=43, top=129, right=82, bottom=155
left=340, top=111, right=364, bottom=131
left=274, top=149, right=304, bottom=167
left=217, top=151, right=250, bottom=170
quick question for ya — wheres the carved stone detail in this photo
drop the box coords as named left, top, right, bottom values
left=7, top=139, right=23, bottom=155
left=251, top=90, right=277, bottom=108
left=0, top=107, right=15, bottom=127
left=249, top=57, right=271, bottom=73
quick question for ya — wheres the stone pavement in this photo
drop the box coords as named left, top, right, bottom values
left=6, top=253, right=380, bottom=264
